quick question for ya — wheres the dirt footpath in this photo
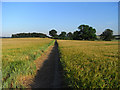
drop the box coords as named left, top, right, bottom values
left=30, top=40, right=63, bottom=88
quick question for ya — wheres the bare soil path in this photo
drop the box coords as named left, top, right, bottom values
left=30, top=40, right=63, bottom=88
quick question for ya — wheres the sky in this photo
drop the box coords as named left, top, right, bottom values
left=2, top=2, right=118, bottom=37
left=1, top=0, right=120, bottom=2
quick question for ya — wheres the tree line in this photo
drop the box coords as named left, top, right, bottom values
left=11, top=24, right=115, bottom=41
left=49, top=24, right=114, bottom=41
left=12, top=32, right=48, bottom=38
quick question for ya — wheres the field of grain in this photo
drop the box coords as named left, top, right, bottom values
left=2, top=38, right=54, bottom=88
left=58, top=40, right=119, bottom=88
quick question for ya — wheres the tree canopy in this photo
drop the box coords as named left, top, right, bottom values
left=11, top=24, right=116, bottom=41
left=72, top=31, right=80, bottom=40
left=49, top=29, right=57, bottom=38
left=78, top=25, right=96, bottom=40
left=59, top=31, right=67, bottom=39
left=49, top=25, right=97, bottom=40
left=67, top=32, right=73, bottom=40
left=12, top=32, right=48, bottom=38
left=100, top=29, right=114, bottom=41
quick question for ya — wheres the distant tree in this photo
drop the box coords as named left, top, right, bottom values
left=49, top=29, right=57, bottom=38
left=59, top=31, right=67, bottom=39
left=72, top=31, right=81, bottom=40
left=54, top=35, right=59, bottom=39
left=11, top=32, right=48, bottom=38
left=100, top=29, right=113, bottom=41
left=67, top=32, right=73, bottom=40
left=78, top=25, right=96, bottom=40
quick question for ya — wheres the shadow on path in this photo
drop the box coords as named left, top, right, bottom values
left=30, top=40, right=62, bottom=88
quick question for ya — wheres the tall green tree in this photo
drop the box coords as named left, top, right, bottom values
left=72, top=31, right=80, bottom=40
left=59, top=31, right=67, bottom=39
left=78, top=25, right=96, bottom=40
left=67, top=32, right=73, bottom=40
left=49, top=29, right=57, bottom=38
left=100, top=29, right=113, bottom=41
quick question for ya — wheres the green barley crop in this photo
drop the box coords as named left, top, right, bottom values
left=58, top=40, right=119, bottom=88
left=2, top=38, right=55, bottom=88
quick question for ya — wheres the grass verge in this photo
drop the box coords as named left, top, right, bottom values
left=2, top=38, right=55, bottom=88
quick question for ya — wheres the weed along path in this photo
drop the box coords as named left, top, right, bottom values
left=30, top=40, right=62, bottom=88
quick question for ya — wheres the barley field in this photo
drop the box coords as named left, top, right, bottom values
left=2, top=38, right=54, bottom=88
left=58, top=40, right=119, bottom=88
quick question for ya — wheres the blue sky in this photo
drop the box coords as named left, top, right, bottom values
left=2, top=2, right=118, bottom=37
left=2, top=0, right=120, bottom=2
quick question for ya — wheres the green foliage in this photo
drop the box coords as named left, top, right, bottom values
left=49, top=24, right=97, bottom=40
left=59, top=31, right=67, bottom=39
left=67, top=32, right=73, bottom=40
left=12, top=32, right=48, bottom=38
left=2, top=60, right=36, bottom=88
left=78, top=25, right=96, bottom=40
left=49, top=29, right=57, bottom=38
left=100, top=29, right=114, bottom=41
left=72, top=31, right=80, bottom=40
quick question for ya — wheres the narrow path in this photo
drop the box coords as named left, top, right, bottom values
left=30, top=40, right=62, bottom=88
